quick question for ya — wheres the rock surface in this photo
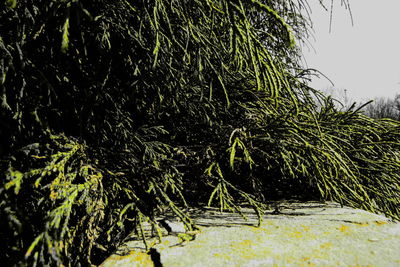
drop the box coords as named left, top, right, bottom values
left=100, top=202, right=400, bottom=266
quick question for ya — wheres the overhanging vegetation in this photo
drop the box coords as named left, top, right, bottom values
left=1, top=0, right=399, bottom=265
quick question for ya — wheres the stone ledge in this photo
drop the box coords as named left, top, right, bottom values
left=100, top=202, right=400, bottom=266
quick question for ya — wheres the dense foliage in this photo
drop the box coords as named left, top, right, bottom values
left=1, top=0, right=399, bottom=265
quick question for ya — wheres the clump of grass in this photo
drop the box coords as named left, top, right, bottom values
left=235, top=88, right=400, bottom=219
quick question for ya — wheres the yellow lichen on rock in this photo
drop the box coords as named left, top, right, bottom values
left=100, top=250, right=154, bottom=267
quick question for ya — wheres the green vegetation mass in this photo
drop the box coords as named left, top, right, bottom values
left=1, top=0, right=399, bottom=265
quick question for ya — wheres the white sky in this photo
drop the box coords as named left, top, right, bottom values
left=302, top=0, right=400, bottom=102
